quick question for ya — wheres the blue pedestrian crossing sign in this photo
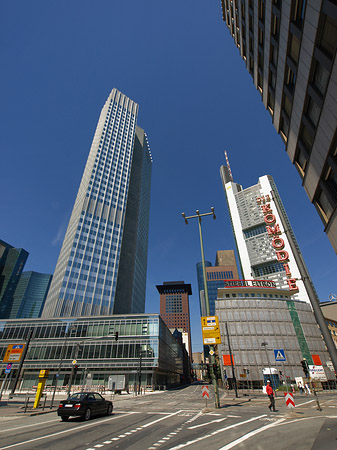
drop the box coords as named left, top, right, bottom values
left=274, top=349, right=286, bottom=361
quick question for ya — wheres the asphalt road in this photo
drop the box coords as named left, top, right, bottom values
left=0, top=386, right=336, bottom=450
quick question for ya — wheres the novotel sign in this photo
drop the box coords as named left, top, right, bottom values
left=256, top=194, right=299, bottom=293
left=223, top=279, right=276, bottom=288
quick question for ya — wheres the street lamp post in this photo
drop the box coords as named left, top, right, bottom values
left=261, top=341, right=276, bottom=396
left=182, top=207, right=220, bottom=408
left=50, top=324, right=76, bottom=408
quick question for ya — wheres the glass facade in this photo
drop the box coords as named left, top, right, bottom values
left=0, top=239, right=29, bottom=319
left=42, top=89, right=152, bottom=318
left=0, top=314, right=185, bottom=389
left=10, top=271, right=52, bottom=319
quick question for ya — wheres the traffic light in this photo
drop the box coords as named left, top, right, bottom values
left=73, top=364, right=79, bottom=376
left=301, top=359, right=309, bottom=377
left=115, top=332, right=119, bottom=341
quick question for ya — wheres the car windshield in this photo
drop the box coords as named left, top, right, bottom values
left=67, top=393, right=86, bottom=401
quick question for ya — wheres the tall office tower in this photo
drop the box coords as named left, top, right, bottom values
left=42, top=89, right=152, bottom=318
left=0, top=239, right=29, bottom=319
left=156, top=281, right=192, bottom=356
left=10, top=271, right=52, bottom=319
left=196, top=250, right=240, bottom=316
left=220, top=1, right=337, bottom=252
left=220, top=166, right=316, bottom=304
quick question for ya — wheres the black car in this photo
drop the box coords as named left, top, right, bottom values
left=57, top=392, right=113, bottom=421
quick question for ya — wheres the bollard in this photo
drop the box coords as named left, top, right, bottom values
left=42, top=394, right=47, bottom=411
left=24, top=396, right=30, bottom=413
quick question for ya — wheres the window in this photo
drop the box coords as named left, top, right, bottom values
left=306, top=97, right=320, bottom=127
left=295, top=147, right=308, bottom=176
left=299, top=123, right=314, bottom=151
left=319, top=15, right=337, bottom=59
left=289, top=34, right=300, bottom=63
left=315, top=188, right=334, bottom=221
left=313, top=61, right=329, bottom=96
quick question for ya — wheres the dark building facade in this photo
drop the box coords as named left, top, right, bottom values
left=0, top=239, right=28, bottom=319
left=10, top=271, right=52, bottom=319
left=220, top=0, right=337, bottom=252
left=157, top=281, right=192, bottom=357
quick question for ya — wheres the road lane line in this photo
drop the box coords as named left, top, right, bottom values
left=168, top=415, right=267, bottom=450
left=188, top=417, right=227, bottom=429
left=0, top=419, right=60, bottom=434
left=295, top=399, right=315, bottom=407
left=141, top=410, right=183, bottom=428
left=0, top=413, right=131, bottom=450
left=218, top=418, right=286, bottom=450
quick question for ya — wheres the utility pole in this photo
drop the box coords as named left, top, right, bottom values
left=182, top=208, right=220, bottom=408
left=11, top=328, right=34, bottom=394
left=225, top=322, right=238, bottom=397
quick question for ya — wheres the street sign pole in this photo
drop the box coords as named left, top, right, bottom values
left=0, top=372, right=9, bottom=401
left=10, top=328, right=33, bottom=394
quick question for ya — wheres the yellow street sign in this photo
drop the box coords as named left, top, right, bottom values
left=201, top=316, right=221, bottom=345
left=2, top=344, right=25, bottom=363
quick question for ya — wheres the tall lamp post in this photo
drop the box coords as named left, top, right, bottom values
left=181, top=207, right=220, bottom=408
left=261, top=341, right=276, bottom=396
left=50, top=324, right=76, bottom=408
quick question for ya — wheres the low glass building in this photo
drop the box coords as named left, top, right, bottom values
left=0, top=314, right=186, bottom=390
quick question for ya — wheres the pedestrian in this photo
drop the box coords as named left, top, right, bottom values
left=305, top=382, right=311, bottom=394
left=297, top=382, right=304, bottom=394
left=266, top=380, right=276, bottom=412
left=291, top=383, right=295, bottom=393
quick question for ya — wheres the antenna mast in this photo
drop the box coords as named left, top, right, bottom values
left=224, top=150, right=234, bottom=182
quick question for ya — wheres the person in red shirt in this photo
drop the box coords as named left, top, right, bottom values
left=266, top=380, right=276, bottom=411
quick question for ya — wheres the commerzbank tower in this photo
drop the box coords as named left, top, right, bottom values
left=42, top=89, right=152, bottom=318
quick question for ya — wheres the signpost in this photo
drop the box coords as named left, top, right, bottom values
left=202, top=385, right=209, bottom=407
left=201, top=316, right=221, bottom=345
left=274, top=349, right=288, bottom=392
left=284, top=392, right=295, bottom=408
left=2, top=344, right=25, bottom=363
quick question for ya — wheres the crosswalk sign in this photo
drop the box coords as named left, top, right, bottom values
left=274, top=349, right=286, bottom=361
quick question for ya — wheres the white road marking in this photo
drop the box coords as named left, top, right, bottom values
left=295, top=399, right=315, bottom=406
left=0, top=418, right=60, bottom=434
left=168, top=415, right=267, bottom=450
left=227, top=415, right=241, bottom=418
left=141, top=410, right=183, bottom=428
left=188, top=417, right=227, bottom=429
left=103, top=441, right=112, bottom=444
left=94, top=445, right=104, bottom=448
left=218, top=418, right=286, bottom=450
left=0, top=413, right=130, bottom=450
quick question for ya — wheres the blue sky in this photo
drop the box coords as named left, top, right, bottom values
left=1, top=1, right=336, bottom=352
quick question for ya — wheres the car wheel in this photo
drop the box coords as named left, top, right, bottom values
left=83, top=408, right=91, bottom=421
left=106, top=404, right=113, bottom=416
left=61, top=416, right=69, bottom=422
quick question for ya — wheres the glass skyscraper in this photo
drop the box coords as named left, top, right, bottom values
left=0, top=239, right=29, bottom=319
left=42, top=89, right=152, bottom=318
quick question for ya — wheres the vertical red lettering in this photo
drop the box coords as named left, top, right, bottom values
left=261, top=204, right=272, bottom=214
left=276, top=250, right=289, bottom=262
left=266, top=224, right=281, bottom=236
left=264, top=214, right=276, bottom=225
left=287, top=278, right=298, bottom=291
left=283, top=264, right=291, bottom=276
left=271, top=237, right=285, bottom=249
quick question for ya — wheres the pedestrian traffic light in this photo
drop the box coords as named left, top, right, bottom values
left=301, top=359, right=309, bottom=377
left=115, top=332, right=119, bottom=341
left=73, top=364, right=79, bottom=375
